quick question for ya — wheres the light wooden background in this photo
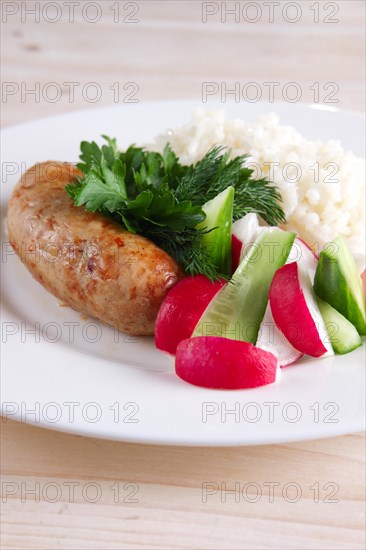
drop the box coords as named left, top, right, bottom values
left=1, top=1, right=365, bottom=548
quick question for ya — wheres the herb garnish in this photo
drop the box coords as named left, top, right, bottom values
left=66, top=136, right=285, bottom=279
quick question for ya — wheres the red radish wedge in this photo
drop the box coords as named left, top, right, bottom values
left=155, top=275, right=225, bottom=355
left=256, top=303, right=303, bottom=367
left=175, top=337, right=278, bottom=389
left=231, top=213, right=261, bottom=272
left=269, top=262, right=333, bottom=358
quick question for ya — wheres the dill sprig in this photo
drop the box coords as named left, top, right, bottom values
left=176, top=146, right=285, bottom=225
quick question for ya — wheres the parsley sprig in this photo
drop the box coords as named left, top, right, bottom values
left=66, top=136, right=285, bottom=279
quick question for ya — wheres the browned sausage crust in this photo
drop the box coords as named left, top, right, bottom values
left=8, top=161, right=183, bottom=335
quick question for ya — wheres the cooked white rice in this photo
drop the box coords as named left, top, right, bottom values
left=151, top=109, right=365, bottom=261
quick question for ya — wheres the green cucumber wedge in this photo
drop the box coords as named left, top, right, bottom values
left=314, top=236, right=366, bottom=335
left=316, top=297, right=362, bottom=354
left=192, top=228, right=296, bottom=343
left=197, top=186, right=234, bottom=276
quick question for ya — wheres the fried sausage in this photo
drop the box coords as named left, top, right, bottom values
left=8, top=161, right=183, bottom=335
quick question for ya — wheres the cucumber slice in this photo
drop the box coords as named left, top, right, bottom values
left=192, top=228, right=296, bottom=343
left=316, top=297, right=362, bottom=354
left=314, top=236, right=366, bottom=335
left=197, top=186, right=234, bottom=276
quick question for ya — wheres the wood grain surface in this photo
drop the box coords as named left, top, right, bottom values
left=1, top=1, right=365, bottom=549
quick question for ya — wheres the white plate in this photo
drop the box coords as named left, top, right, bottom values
left=1, top=100, right=365, bottom=446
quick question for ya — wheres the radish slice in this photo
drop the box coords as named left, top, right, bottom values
left=256, top=303, right=304, bottom=367
left=269, top=262, right=333, bottom=358
left=297, top=237, right=319, bottom=260
left=155, top=275, right=225, bottom=355
left=287, top=237, right=318, bottom=282
left=231, top=213, right=261, bottom=272
left=175, top=336, right=278, bottom=389
left=287, top=237, right=318, bottom=265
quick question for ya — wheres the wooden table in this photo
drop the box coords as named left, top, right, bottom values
left=1, top=2, right=365, bottom=548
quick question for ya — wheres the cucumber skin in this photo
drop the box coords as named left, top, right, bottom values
left=314, top=254, right=366, bottom=336
left=316, top=297, right=362, bottom=354
left=198, top=186, right=234, bottom=276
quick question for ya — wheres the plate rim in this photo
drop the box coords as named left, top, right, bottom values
left=2, top=99, right=365, bottom=135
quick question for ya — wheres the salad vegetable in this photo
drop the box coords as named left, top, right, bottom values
left=269, top=262, right=333, bottom=358
left=256, top=303, right=304, bottom=367
left=155, top=212, right=364, bottom=390
left=192, top=228, right=296, bottom=343
left=175, top=337, right=278, bottom=390
left=155, top=275, right=225, bottom=355
left=316, top=297, right=362, bottom=354
left=196, top=186, right=234, bottom=276
left=314, top=236, right=366, bottom=335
